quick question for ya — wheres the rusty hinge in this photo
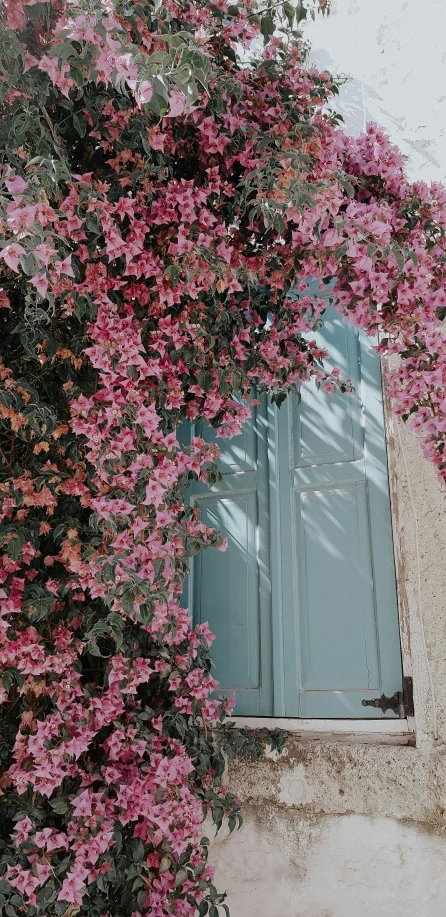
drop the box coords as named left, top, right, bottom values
left=402, top=676, right=414, bottom=717
left=362, top=677, right=414, bottom=718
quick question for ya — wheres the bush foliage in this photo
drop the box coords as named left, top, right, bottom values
left=1, top=0, right=446, bottom=915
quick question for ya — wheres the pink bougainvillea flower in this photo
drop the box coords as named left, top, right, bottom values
left=166, top=87, right=186, bottom=118
left=135, top=79, right=153, bottom=106
left=0, top=288, right=11, bottom=309
left=2, top=243, right=25, bottom=272
left=30, top=274, right=49, bottom=297
left=5, top=175, right=28, bottom=194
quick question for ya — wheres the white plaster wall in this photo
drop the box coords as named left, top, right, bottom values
left=306, top=0, right=446, bottom=184
left=210, top=3, right=446, bottom=913
left=211, top=807, right=446, bottom=917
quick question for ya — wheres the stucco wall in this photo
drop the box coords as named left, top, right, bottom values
left=211, top=809, right=446, bottom=917
left=209, top=3, right=446, bottom=913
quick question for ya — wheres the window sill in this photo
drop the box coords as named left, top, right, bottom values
left=229, top=716, right=415, bottom=746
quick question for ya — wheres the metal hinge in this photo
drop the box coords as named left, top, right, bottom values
left=362, top=676, right=414, bottom=718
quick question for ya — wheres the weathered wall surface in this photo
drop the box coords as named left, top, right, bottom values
left=209, top=3, right=446, bottom=913
left=211, top=806, right=446, bottom=917
left=307, top=0, right=446, bottom=184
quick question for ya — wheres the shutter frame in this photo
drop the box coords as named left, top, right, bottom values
left=272, top=307, right=403, bottom=717
left=182, top=307, right=403, bottom=718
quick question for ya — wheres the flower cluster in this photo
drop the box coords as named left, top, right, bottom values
left=0, top=1, right=445, bottom=915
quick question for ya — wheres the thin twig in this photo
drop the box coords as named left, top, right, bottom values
left=40, top=106, right=64, bottom=150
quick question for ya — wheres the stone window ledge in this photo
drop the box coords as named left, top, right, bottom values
left=230, top=716, right=415, bottom=746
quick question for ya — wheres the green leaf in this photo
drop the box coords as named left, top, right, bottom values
left=86, top=213, right=100, bottom=234
left=392, top=242, right=405, bottom=273
left=6, top=534, right=23, bottom=560
left=2, top=670, right=15, bottom=693
left=283, top=2, right=295, bottom=28
left=49, top=797, right=69, bottom=814
left=139, top=601, right=154, bottom=624
left=23, top=585, right=54, bottom=623
left=72, top=112, right=86, bottom=138
left=334, top=241, right=348, bottom=260
left=48, top=40, right=77, bottom=61
left=120, top=587, right=135, bottom=616
left=165, top=263, right=180, bottom=286
left=231, top=371, right=242, bottom=391
left=260, top=14, right=275, bottom=42
left=270, top=391, right=287, bottom=408
left=296, top=0, right=308, bottom=24
left=198, top=370, right=213, bottom=391
left=336, top=172, right=355, bottom=199
left=20, top=252, right=41, bottom=276
left=133, top=839, right=145, bottom=863
left=87, top=639, right=103, bottom=657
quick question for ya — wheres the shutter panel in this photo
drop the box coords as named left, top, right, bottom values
left=180, top=401, right=273, bottom=715
left=274, top=306, right=403, bottom=717
left=181, top=305, right=403, bottom=719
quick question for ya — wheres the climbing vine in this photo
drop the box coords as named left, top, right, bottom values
left=0, top=0, right=445, bottom=915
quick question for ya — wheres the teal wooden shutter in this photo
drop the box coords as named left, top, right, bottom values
left=180, top=400, right=273, bottom=715
left=181, top=306, right=403, bottom=718
left=273, top=306, right=403, bottom=717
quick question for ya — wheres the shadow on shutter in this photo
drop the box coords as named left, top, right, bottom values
left=181, top=306, right=403, bottom=718
left=180, top=400, right=273, bottom=715
left=274, top=306, right=403, bottom=717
